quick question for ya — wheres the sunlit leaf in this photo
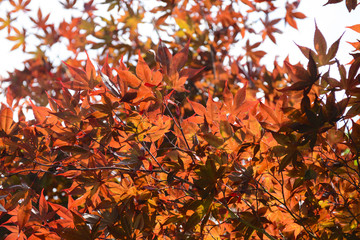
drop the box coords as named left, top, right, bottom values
left=17, top=197, right=32, bottom=230
left=0, top=107, right=13, bottom=134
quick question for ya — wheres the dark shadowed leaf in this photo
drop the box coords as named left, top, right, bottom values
left=346, top=0, right=357, bottom=12
left=279, top=151, right=297, bottom=172
left=184, top=212, right=201, bottom=231
left=157, top=40, right=172, bottom=73
left=323, top=0, right=342, bottom=5
left=202, top=133, right=224, bottom=148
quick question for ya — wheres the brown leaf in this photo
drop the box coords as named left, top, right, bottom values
left=296, top=43, right=316, bottom=60
left=308, top=53, right=318, bottom=79
left=346, top=0, right=357, bottom=12
left=324, top=0, right=343, bottom=5
left=284, top=61, right=311, bottom=83
left=348, top=56, right=360, bottom=82
left=157, top=40, right=172, bottom=73
left=314, top=23, right=327, bottom=56
left=326, top=33, right=343, bottom=62
left=172, top=39, right=190, bottom=72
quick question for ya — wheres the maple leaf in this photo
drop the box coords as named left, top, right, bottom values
left=1, top=1, right=359, bottom=239
left=30, top=9, right=51, bottom=30
left=171, top=39, right=190, bottom=73
left=84, top=0, right=97, bottom=16
left=136, top=51, right=152, bottom=84
left=61, top=0, right=77, bottom=9
left=116, top=69, right=142, bottom=88
left=9, top=0, right=31, bottom=13
left=261, top=16, right=282, bottom=44
left=285, top=1, right=306, bottom=29
left=278, top=56, right=318, bottom=92
left=296, top=24, right=343, bottom=66
left=244, top=40, right=266, bottom=65
left=255, top=101, right=284, bottom=132
left=0, top=13, right=16, bottom=34
left=17, top=196, right=32, bottom=230
left=30, top=100, right=58, bottom=125
left=6, top=27, right=26, bottom=51
left=62, top=61, right=91, bottom=90
left=157, top=40, right=172, bottom=75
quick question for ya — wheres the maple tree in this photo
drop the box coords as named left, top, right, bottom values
left=1, top=0, right=360, bottom=239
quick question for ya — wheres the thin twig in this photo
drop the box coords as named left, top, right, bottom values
left=165, top=103, right=196, bottom=164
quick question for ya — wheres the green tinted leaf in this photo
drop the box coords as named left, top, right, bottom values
left=272, top=132, right=290, bottom=145
left=304, top=169, right=317, bottom=181
left=184, top=212, right=201, bottom=231
left=272, top=146, right=287, bottom=157
left=202, top=133, right=224, bottom=148
left=279, top=152, right=297, bottom=171
left=301, top=95, right=311, bottom=113
left=220, top=120, right=233, bottom=139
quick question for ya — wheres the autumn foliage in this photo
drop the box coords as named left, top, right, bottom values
left=1, top=0, right=360, bottom=239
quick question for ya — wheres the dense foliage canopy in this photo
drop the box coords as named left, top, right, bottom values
left=1, top=0, right=360, bottom=239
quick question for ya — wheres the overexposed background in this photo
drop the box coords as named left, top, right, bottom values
left=0, top=0, right=359, bottom=78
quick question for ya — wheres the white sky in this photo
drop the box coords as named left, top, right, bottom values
left=272, top=0, right=360, bottom=66
left=0, top=0, right=359, bottom=78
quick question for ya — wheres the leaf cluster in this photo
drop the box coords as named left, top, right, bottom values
left=0, top=0, right=360, bottom=239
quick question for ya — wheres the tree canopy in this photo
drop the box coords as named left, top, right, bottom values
left=1, top=0, right=360, bottom=239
